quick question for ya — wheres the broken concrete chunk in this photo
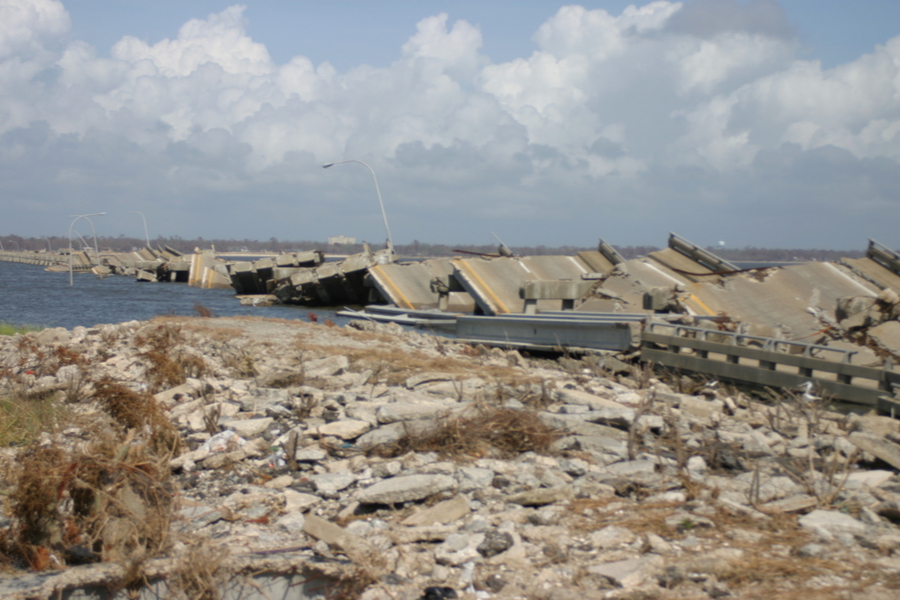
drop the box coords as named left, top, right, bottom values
left=302, top=514, right=385, bottom=572
left=799, top=509, right=867, bottom=537
left=849, top=432, right=900, bottom=471
left=506, top=486, right=573, bottom=507
left=357, top=474, right=457, bottom=505
left=223, top=417, right=274, bottom=438
left=312, top=419, right=371, bottom=440
left=401, top=495, right=470, bottom=527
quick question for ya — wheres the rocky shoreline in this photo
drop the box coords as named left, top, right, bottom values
left=3, top=315, right=900, bottom=599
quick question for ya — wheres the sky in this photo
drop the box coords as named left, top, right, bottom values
left=1, top=0, right=899, bottom=251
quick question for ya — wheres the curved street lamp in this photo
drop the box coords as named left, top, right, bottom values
left=68, top=212, right=106, bottom=286
left=128, top=211, right=151, bottom=247
left=43, top=237, right=52, bottom=253
left=322, top=159, right=394, bottom=253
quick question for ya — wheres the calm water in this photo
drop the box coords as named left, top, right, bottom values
left=0, top=261, right=348, bottom=329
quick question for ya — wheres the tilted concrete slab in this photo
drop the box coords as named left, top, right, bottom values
left=273, top=248, right=394, bottom=306
left=366, top=258, right=475, bottom=312
left=841, top=257, right=900, bottom=295
left=452, top=255, right=603, bottom=315
left=227, top=252, right=324, bottom=294
left=687, top=262, right=879, bottom=340
left=188, top=251, right=232, bottom=289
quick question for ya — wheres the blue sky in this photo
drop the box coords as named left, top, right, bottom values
left=2, top=0, right=899, bottom=250
left=64, top=1, right=900, bottom=71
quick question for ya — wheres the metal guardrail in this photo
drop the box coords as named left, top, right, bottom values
left=641, top=320, right=900, bottom=413
left=456, top=312, right=647, bottom=352
left=0, top=251, right=64, bottom=266
left=868, top=239, right=900, bottom=277
left=668, top=232, right=738, bottom=272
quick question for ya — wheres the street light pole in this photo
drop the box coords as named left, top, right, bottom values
left=322, top=159, right=394, bottom=254
left=68, top=212, right=106, bottom=286
left=128, top=211, right=151, bottom=247
left=43, top=237, right=52, bottom=252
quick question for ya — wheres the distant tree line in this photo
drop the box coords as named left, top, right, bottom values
left=0, top=234, right=869, bottom=262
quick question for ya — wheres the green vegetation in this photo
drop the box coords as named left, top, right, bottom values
left=0, top=322, right=43, bottom=336
left=0, top=396, right=70, bottom=447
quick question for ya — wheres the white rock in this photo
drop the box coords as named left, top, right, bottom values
left=313, top=419, right=371, bottom=440
left=224, top=417, right=274, bottom=438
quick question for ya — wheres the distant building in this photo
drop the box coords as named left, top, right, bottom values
left=328, top=235, right=356, bottom=245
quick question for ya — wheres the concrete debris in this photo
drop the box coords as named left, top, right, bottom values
left=5, top=316, right=900, bottom=599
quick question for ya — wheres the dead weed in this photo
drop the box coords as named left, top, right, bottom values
left=168, top=539, right=227, bottom=600
left=135, top=323, right=207, bottom=391
left=0, top=427, right=175, bottom=573
left=93, top=377, right=183, bottom=456
left=369, top=405, right=561, bottom=459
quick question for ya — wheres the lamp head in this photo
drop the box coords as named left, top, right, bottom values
left=322, top=163, right=334, bottom=169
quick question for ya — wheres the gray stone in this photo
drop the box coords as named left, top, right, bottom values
left=302, top=514, right=384, bottom=571
left=457, top=467, right=495, bottom=493
left=35, top=327, right=70, bottom=345
left=582, top=406, right=636, bottom=429
left=590, top=525, right=636, bottom=549
left=434, top=532, right=484, bottom=566
left=849, top=432, right=900, bottom=471
left=572, top=435, right=628, bottom=458
left=310, top=472, right=357, bottom=496
left=283, top=489, right=320, bottom=512
left=797, top=543, right=828, bottom=558
left=239, top=388, right=290, bottom=411
left=477, top=530, right=514, bottom=558
left=559, top=458, right=588, bottom=477
left=177, top=503, right=230, bottom=529
left=371, top=460, right=403, bottom=478
left=687, top=455, right=707, bottom=479
left=506, top=486, right=573, bottom=507
left=761, top=495, right=817, bottom=514
left=264, top=474, right=294, bottom=489
left=312, top=419, right=371, bottom=440
left=295, top=446, right=328, bottom=462
left=355, top=420, right=439, bottom=452
left=799, top=509, right=866, bottom=536
left=357, top=474, right=457, bottom=505
left=401, top=495, right=470, bottom=527
left=554, top=388, right=623, bottom=410
left=375, top=402, right=452, bottom=423
left=276, top=512, right=306, bottom=534
left=587, top=556, right=662, bottom=589
left=602, top=459, right=656, bottom=477
left=305, top=355, right=349, bottom=378
left=223, top=417, right=274, bottom=438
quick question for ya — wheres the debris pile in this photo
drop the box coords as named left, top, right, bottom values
left=3, top=316, right=900, bottom=598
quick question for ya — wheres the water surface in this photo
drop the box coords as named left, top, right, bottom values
left=0, top=261, right=345, bottom=330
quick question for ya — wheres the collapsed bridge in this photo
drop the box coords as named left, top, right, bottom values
left=3, top=234, right=899, bottom=414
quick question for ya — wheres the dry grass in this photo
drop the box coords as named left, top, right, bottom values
left=296, top=340, right=533, bottom=389
left=168, top=539, right=226, bottom=600
left=93, top=377, right=183, bottom=456
left=369, top=405, right=562, bottom=459
left=134, top=322, right=207, bottom=391
left=1, top=427, right=176, bottom=572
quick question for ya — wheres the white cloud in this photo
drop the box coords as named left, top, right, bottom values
left=0, top=0, right=897, bottom=249
left=111, top=6, right=272, bottom=77
left=0, top=0, right=68, bottom=59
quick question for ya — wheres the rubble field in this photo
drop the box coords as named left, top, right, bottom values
left=3, top=315, right=900, bottom=599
